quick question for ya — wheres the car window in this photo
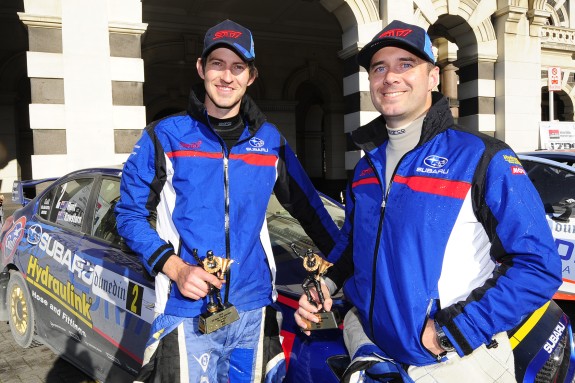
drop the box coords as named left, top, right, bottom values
left=521, top=159, right=575, bottom=212
left=91, top=178, right=122, bottom=245
left=266, top=193, right=344, bottom=263
left=38, top=188, right=56, bottom=221
left=266, top=193, right=345, bottom=296
left=46, top=178, right=94, bottom=232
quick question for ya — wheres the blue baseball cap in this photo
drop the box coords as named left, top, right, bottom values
left=202, top=19, right=255, bottom=62
left=357, top=20, right=435, bottom=70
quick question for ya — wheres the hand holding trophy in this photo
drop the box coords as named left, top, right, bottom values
left=291, top=244, right=339, bottom=330
left=192, top=249, right=239, bottom=334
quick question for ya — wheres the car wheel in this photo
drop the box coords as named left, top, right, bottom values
left=7, top=270, right=40, bottom=348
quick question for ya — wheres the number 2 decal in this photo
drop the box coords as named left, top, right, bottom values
left=127, top=281, right=143, bottom=316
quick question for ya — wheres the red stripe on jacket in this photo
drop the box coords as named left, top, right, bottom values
left=394, top=175, right=470, bottom=199
left=230, top=153, right=278, bottom=166
left=352, top=177, right=380, bottom=189
left=167, top=150, right=223, bottom=159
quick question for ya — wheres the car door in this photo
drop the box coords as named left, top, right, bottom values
left=520, top=155, right=575, bottom=300
left=20, top=176, right=97, bottom=361
left=79, top=176, right=154, bottom=381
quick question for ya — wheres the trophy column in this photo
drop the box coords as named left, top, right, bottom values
left=193, top=249, right=240, bottom=334
left=291, top=244, right=340, bottom=330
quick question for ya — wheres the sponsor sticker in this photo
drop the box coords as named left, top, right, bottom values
left=2, top=216, right=26, bottom=262
left=503, top=155, right=521, bottom=165
left=359, top=168, right=374, bottom=177
left=511, top=166, right=525, bottom=175
left=92, top=265, right=154, bottom=323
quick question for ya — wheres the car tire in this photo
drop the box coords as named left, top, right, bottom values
left=7, top=270, right=40, bottom=348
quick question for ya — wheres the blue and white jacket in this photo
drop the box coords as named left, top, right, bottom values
left=115, top=86, right=340, bottom=318
left=327, top=93, right=562, bottom=366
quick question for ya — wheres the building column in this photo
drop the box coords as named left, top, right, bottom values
left=456, top=58, right=496, bottom=135
left=492, top=4, right=545, bottom=151
left=340, top=21, right=382, bottom=171
left=18, top=0, right=147, bottom=179
left=436, top=39, right=459, bottom=119
left=0, top=93, right=21, bottom=192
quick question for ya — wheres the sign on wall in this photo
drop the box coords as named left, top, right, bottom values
left=540, top=121, right=575, bottom=150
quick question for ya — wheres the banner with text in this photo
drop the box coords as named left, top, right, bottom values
left=540, top=121, right=575, bottom=150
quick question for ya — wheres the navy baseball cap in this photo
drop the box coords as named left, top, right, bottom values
left=202, top=19, right=255, bottom=62
left=357, top=20, right=435, bottom=70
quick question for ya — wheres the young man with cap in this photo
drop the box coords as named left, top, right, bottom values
left=116, top=19, right=340, bottom=382
left=295, top=20, right=562, bottom=382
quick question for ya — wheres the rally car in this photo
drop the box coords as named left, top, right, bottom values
left=518, top=154, right=575, bottom=305
left=1, top=165, right=575, bottom=382
left=0, top=165, right=345, bottom=382
left=0, top=166, right=152, bottom=382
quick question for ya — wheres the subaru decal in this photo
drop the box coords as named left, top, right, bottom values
left=249, top=137, right=265, bottom=148
left=424, top=155, right=448, bottom=168
left=27, top=223, right=43, bottom=245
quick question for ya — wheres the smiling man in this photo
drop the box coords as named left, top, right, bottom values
left=295, top=20, right=562, bottom=382
left=116, top=19, right=340, bottom=383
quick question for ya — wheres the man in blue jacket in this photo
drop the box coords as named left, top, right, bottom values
left=295, top=20, right=562, bottom=382
left=116, top=19, right=340, bottom=383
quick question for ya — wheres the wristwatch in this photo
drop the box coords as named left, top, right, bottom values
left=434, top=321, right=455, bottom=353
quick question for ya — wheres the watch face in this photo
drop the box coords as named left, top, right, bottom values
left=440, top=337, right=454, bottom=351
left=440, top=338, right=453, bottom=349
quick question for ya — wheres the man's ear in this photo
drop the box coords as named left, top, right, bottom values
left=428, top=65, right=440, bottom=91
left=247, top=67, right=258, bottom=87
left=196, top=58, right=205, bottom=80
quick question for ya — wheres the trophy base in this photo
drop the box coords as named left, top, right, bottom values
left=198, top=303, right=239, bottom=334
left=304, top=310, right=340, bottom=331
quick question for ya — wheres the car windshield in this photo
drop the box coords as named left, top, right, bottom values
left=266, top=193, right=345, bottom=295
left=521, top=158, right=575, bottom=214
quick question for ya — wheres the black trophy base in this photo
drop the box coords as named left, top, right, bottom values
left=198, top=303, right=239, bottom=334
left=305, top=310, right=340, bottom=331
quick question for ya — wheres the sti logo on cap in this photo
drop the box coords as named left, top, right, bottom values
left=214, top=30, right=242, bottom=40
left=380, top=28, right=413, bottom=38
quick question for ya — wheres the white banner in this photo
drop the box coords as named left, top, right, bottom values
left=539, top=121, right=575, bottom=150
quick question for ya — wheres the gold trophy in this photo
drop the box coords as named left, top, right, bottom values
left=291, top=244, right=340, bottom=330
left=193, top=249, right=239, bottom=334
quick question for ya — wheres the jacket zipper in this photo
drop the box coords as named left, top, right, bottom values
left=223, top=153, right=231, bottom=303
left=366, top=155, right=386, bottom=337
left=366, top=149, right=411, bottom=337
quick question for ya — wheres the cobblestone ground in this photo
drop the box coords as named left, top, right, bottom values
left=0, top=320, right=96, bottom=383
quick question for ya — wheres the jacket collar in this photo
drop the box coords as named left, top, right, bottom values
left=351, top=92, right=454, bottom=152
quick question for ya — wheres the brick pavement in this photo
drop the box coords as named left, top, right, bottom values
left=0, top=320, right=96, bottom=383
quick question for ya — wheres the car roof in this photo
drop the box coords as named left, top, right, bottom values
left=518, top=150, right=575, bottom=162
left=60, top=165, right=123, bottom=179
left=518, top=154, right=575, bottom=172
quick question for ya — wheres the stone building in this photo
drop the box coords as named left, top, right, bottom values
left=0, top=0, right=573, bottom=199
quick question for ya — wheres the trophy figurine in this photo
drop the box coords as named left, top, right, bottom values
left=193, top=249, right=239, bottom=334
left=291, top=244, right=340, bottom=330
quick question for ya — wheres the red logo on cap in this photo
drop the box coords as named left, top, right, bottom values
left=213, top=30, right=243, bottom=40
left=380, top=28, right=413, bottom=38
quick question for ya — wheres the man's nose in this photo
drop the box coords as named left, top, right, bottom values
left=383, top=70, right=400, bottom=84
left=221, top=68, right=233, bottom=82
